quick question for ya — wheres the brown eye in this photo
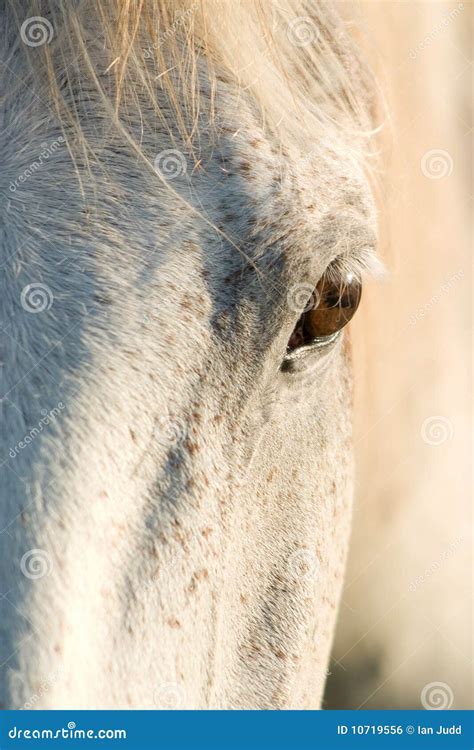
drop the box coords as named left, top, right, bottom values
left=287, top=272, right=362, bottom=352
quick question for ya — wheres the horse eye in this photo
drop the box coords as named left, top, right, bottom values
left=287, top=272, right=362, bottom=352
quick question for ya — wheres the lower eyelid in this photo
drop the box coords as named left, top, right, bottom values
left=281, top=331, right=341, bottom=372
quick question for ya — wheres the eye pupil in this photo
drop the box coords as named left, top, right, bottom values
left=287, top=272, right=362, bottom=352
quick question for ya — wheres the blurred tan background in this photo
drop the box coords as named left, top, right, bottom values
left=325, top=1, right=472, bottom=709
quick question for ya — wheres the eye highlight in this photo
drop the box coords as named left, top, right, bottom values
left=286, top=271, right=362, bottom=353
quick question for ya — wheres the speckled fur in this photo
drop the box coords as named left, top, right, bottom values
left=0, top=2, right=377, bottom=709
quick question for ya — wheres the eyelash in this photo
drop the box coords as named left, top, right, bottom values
left=322, top=247, right=384, bottom=286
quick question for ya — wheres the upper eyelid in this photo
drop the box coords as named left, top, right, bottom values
left=325, top=246, right=386, bottom=285
left=314, top=209, right=385, bottom=284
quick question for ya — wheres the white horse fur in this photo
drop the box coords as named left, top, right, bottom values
left=0, top=0, right=383, bottom=709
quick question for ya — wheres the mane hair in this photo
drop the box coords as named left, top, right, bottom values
left=6, top=1, right=378, bottom=159
left=3, top=0, right=383, bottom=283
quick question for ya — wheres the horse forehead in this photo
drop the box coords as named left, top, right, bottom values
left=1, top=54, right=373, bottom=298
left=191, top=94, right=375, bottom=265
left=196, top=82, right=373, bottom=214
